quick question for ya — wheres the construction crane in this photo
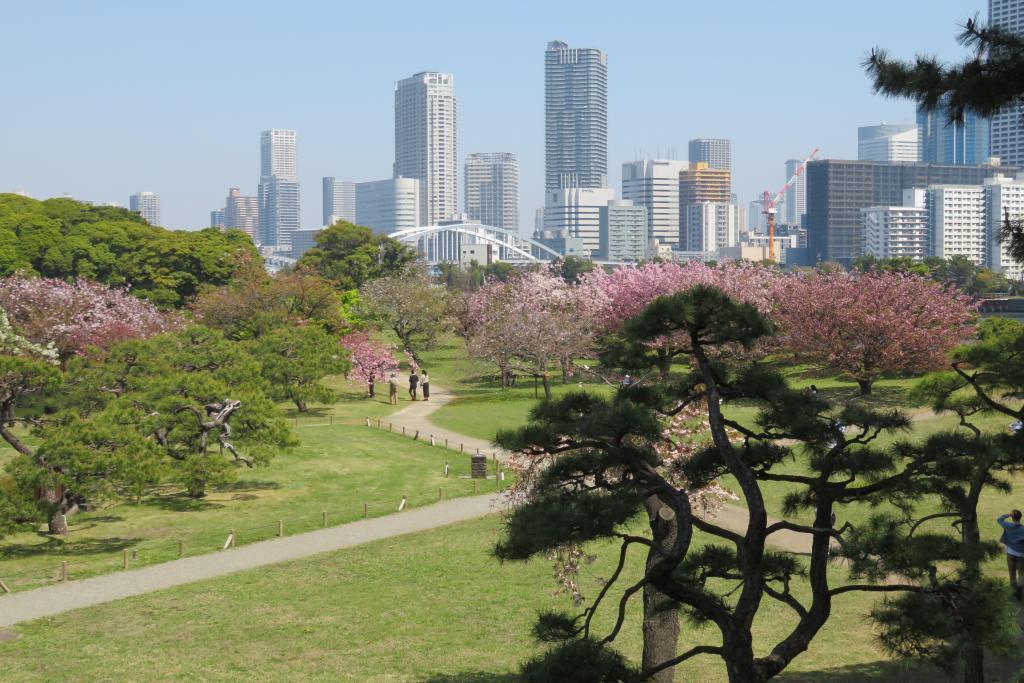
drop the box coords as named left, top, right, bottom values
left=762, top=148, right=819, bottom=261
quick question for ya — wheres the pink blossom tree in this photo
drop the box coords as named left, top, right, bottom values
left=464, top=270, right=601, bottom=398
left=0, top=276, right=180, bottom=360
left=339, top=332, right=400, bottom=398
left=773, top=270, right=977, bottom=394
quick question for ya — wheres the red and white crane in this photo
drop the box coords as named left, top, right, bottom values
left=762, top=147, right=819, bottom=261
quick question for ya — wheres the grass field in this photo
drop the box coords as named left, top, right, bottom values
left=0, top=375, right=498, bottom=592
left=0, top=513, right=963, bottom=682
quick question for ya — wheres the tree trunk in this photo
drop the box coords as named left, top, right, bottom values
left=367, top=382, right=375, bottom=398
left=962, top=643, right=984, bottom=683
left=541, top=373, right=552, bottom=400
left=722, top=630, right=760, bottom=683
left=642, top=496, right=681, bottom=682
left=857, top=379, right=873, bottom=395
left=48, top=510, right=69, bottom=535
left=295, top=398, right=308, bottom=412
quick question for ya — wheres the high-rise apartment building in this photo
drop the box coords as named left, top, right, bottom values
left=258, top=129, right=299, bottom=247
left=805, top=159, right=1013, bottom=263
left=544, top=187, right=615, bottom=253
left=224, top=188, right=259, bottom=240
left=355, top=177, right=420, bottom=234
left=862, top=189, right=929, bottom=261
left=679, top=162, right=731, bottom=205
left=918, top=103, right=990, bottom=165
left=622, top=159, right=687, bottom=246
left=394, top=72, right=457, bottom=226
left=210, top=209, right=225, bottom=228
left=928, top=185, right=989, bottom=266
left=464, top=153, right=519, bottom=232
left=129, top=191, right=160, bottom=226
left=322, top=178, right=356, bottom=225
left=597, top=199, right=647, bottom=262
left=990, top=0, right=1024, bottom=166
left=985, top=175, right=1024, bottom=279
left=783, top=158, right=807, bottom=226
left=545, top=40, right=608, bottom=191
left=688, top=139, right=731, bottom=172
left=857, top=124, right=920, bottom=163
left=685, top=203, right=737, bottom=252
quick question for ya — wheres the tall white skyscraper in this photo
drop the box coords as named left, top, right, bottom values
left=545, top=40, right=608, bottom=191
left=464, top=153, right=519, bottom=232
left=322, top=178, right=356, bottom=225
left=782, top=159, right=807, bottom=226
left=688, top=139, right=732, bottom=172
left=858, top=124, right=920, bottom=163
left=355, top=177, right=421, bottom=234
left=394, top=72, right=457, bottom=226
left=129, top=191, right=160, bottom=226
left=622, top=159, right=687, bottom=246
left=258, top=129, right=299, bottom=247
left=927, top=184, right=988, bottom=266
left=990, top=0, right=1024, bottom=166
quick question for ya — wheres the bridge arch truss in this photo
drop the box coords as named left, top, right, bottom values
left=388, top=223, right=562, bottom=264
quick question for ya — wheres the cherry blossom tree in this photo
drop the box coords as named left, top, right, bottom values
left=464, top=270, right=601, bottom=398
left=339, top=332, right=400, bottom=397
left=0, top=275, right=179, bottom=360
left=774, top=270, right=976, bottom=395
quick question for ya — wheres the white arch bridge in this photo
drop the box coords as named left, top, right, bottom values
left=388, top=223, right=563, bottom=264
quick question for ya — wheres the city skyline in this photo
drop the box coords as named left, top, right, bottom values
left=0, top=1, right=986, bottom=232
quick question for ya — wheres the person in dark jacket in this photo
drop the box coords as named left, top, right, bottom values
left=421, top=371, right=430, bottom=401
left=408, top=370, right=419, bottom=401
left=998, top=510, right=1024, bottom=599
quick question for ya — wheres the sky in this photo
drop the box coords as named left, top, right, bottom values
left=0, top=0, right=987, bottom=233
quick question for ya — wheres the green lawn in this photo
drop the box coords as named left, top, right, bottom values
left=0, top=375, right=499, bottom=592
left=0, top=513, right=972, bottom=682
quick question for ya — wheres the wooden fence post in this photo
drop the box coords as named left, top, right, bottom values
left=330, top=415, right=334, bottom=425
left=445, top=438, right=448, bottom=449
left=473, top=480, right=477, bottom=494
left=430, top=435, right=435, bottom=446
left=277, top=520, right=284, bottom=537
left=399, top=496, right=407, bottom=512
left=444, top=462, right=450, bottom=478
left=414, top=429, right=419, bottom=440
left=389, top=423, right=393, bottom=432
left=363, top=502, right=368, bottom=518
left=402, top=426, right=406, bottom=436
left=0, top=580, right=10, bottom=594
left=438, top=487, right=443, bottom=500
left=322, top=510, right=328, bottom=528
left=377, top=418, right=381, bottom=429
left=178, top=540, right=184, bottom=558
left=61, top=561, right=68, bottom=582
left=365, top=417, right=370, bottom=427
left=122, top=549, right=128, bottom=569
left=460, top=443, right=464, bottom=453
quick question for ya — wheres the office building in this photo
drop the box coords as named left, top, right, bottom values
left=622, top=159, right=687, bottom=246
left=355, top=177, right=420, bottom=234
left=210, top=209, right=225, bottom=228
left=985, top=175, right=1024, bottom=280
left=323, top=178, right=355, bottom=225
left=990, top=0, right=1024, bottom=166
left=394, top=72, right=457, bottom=225
left=258, top=129, right=299, bottom=247
left=545, top=40, right=608, bottom=191
left=857, top=124, right=919, bottom=163
left=464, top=153, right=519, bottom=232
left=544, top=187, right=615, bottom=253
left=597, top=199, right=647, bottom=261
left=129, top=191, right=160, bottom=226
left=679, top=162, right=731, bottom=205
left=748, top=199, right=767, bottom=233
left=783, top=158, right=807, bottom=226
left=805, top=159, right=1013, bottom=263
left=688, top=138, right=731, bottom=171
left=684, top=203, right=737, bottom=253
left=918, top=103, right=990, bottom=165
left=534, top=208, right=545, bottom=234
left=290, top=228, right=322, bottom=260
left=224, top=188, right=259, bottom=240
left=862, top=189, right=929, bottom=261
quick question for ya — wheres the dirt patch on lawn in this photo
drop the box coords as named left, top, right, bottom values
left=0, top=629, right=20, bottom=642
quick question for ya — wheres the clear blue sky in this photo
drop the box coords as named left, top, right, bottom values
left=0, top=0, right=985, bottom=232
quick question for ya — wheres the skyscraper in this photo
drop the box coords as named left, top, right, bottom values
left=857, top=124, right=920, bottom=162
left=258, top=129, right=300, bottom=247
left=783, top=159, right=807, bottom=226
left=355, top=177, right=421, bottom=234
left=545, top=40, right=608, bottom=191
left=225, top=187, right=259, bottom=240
left=544, top=187, right=615, bottom=253
left=918, top=103, right=989, bottom=165
left=129, top=191, right=160, bottom=226
left=394, top=72, right=457, bottom=226
left=622, top=159, right=687, bottom=246
left=210, top=208, right=225, bottom=228
left=990, top=0, right=1024, bottom=166
left=322, top=177, right=356, bottom=225
left=464, top=153, right=519, bottom=232
left=688, top=139, right=731, bottom=172
left=685, top=203, right=737, bottom=252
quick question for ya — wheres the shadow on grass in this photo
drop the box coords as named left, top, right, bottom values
left=218, top=480, right=282, bottom=493
left=421, top=672, right=520, bottom=682
left=0, top=535, right=138, bottom=560
left=141, top=495, right=224, bottom=513
left=781, top=659, right=945, bottom=682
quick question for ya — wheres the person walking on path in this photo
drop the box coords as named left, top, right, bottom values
left=421, top=371, right=430, bottom=401
left=408, top=369, right=419, bottom=401
left=388, top=372, right=398, bottom=405
left=998, top=510, right=1024, bottom=599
